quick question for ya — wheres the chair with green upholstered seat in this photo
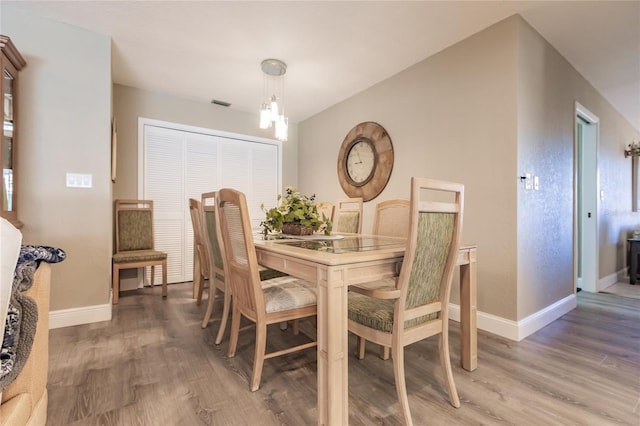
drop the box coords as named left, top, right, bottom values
left=112, top=199, right=167, bottom=304
left=347, top=178, right=464, bottom=425
left=334, top=197, right=363, bottom=234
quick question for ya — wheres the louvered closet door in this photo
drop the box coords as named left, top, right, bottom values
left=143, top=122, right=280, bottom=284
left=144, top=125, right=187, bottom=284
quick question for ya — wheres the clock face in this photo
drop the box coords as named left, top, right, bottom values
left=346, top=139, right=375, bottom=186
left=337, top=122, right=394, bottom=202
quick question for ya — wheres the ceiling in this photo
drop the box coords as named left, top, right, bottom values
left=4, top=1, right=639, bottom=131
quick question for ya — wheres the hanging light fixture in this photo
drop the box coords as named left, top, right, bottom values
left=259, top=58, right=288, bottom=141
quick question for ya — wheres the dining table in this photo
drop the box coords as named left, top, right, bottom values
left=253, top=233, right=478, bottom=426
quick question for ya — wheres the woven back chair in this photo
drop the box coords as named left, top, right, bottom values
left=199, top=192, right=232, bottom=343
left=112, top=199, right=167, bottom=304
left=188, top=198, right=210, bottom=306
left=347, top=178, right=464, bottom=425
left=316, top=201, right=335, bottom=225
left=373, top=199, right=410, bottom=239
left=334, top=197, right=363, bottom=234
left=217, top=188, right=317, bottom=391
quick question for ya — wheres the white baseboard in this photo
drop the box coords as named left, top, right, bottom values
left=597, top=270, right=619, bottom=292
left=49, top=291, right=575, bottom=339
left=49, top=301, right=112, bottom=329
left=449, top=293, right=577, bottom=342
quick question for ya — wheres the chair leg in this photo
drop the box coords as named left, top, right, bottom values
left=150, top=265, right=155, bottom=287
left=201, top=285, right=217, bottom=329
left=356, top=336, right=366, bottom=360
left=112, top=264, right=119, bottom=304
left=195, top=274, right=204, bottom=306
left=228, top=304, right=241, bottom=358
left=161, top=259, right=168, bottom=298
left=392, top=343, right=413, bottom=426
left=214, top=288, right=231, bottom=345
left=251, top=323, right=267, bottom=392
left=292, top=319, right=300, bottom=335
left=380, top=345, right=390, bottom=360
left=439, top=332, right=461, bottom=408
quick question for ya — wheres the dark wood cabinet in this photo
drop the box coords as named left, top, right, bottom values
left=0, top=35, right=26, bottom=228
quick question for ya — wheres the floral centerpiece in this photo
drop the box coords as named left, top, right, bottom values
left=260, top=186, right=332, bottom=237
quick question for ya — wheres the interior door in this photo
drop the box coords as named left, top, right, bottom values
left=576, top=107, right=599, bottom=293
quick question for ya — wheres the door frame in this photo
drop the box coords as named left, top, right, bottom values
left=574, top=101, right=600, bottom=293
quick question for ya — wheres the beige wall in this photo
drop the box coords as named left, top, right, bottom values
left=298, top=15, right=640, bottom=323
left=113, top=85, right=299, bottom=201
left=516, top=17, right=640, bottom=318
left=299, top=17, right=520, bottom=320
left=3, top=6, right=113, bottom=310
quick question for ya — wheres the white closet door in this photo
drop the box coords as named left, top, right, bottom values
left=250, top=143, right=280, bottom=228
left=184, top=132, right=219, bottom=281
left=142, top=121, right=281, bottom=284
left=144, top=125, right=186, bottom=284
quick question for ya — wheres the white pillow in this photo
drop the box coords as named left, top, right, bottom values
left=0, top=218, right=22, bottom=350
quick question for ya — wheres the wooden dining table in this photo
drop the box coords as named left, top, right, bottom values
left=253, top=234, right=477, bottom=426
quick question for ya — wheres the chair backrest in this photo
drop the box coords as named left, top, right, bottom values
left=334, top=197, right=363, bottom=234
left=372, top=199, right=410, bottom=238
left=188, top=198, right=210, bottom=278
left=114, top=199, right=156, bottom=253
left=316, top=202, right=335, bottom=224
left=395, top=178, right=463, bottom=331
left=201, top=191, right=226, bottom=280
left=217, top=188, right=265, bottom=319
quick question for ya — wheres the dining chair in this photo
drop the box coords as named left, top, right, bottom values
left=316, top=201, right=335, bottom=225
left=373, top=198, right=410, bottom=239
left=188, top=198, right=210, bottom=307
left=217, top=188, right=317, bottom=391
left=112, top=199, right=167, bottom=304
left=200, top=191, right=289, bottom=343
left=347, top=178, right=464, bottom=425
left=371, top=198, right=411, bottom=360
left=334, top=197, right=363, bottom=234
left=199, top=192, right=232, bottom=344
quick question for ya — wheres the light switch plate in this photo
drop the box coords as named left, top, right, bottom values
left=524, top=173, right=532, bottom=190
left=533, top=176, right=539, bottom=190
left=66, top=173, right=92, bottom=188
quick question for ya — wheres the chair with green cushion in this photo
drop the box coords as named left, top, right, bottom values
left=347, top=178, right=464, bottom=425
left=112, top=199, right=167, bottom=304
left=334, top=197, right=363, bottom=234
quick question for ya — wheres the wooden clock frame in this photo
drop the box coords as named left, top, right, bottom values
left=337, top=121, right=394, bottom=202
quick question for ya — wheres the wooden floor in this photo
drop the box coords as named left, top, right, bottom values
left=47, top=283, right=640, bottom=425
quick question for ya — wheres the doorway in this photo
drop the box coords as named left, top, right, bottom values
left=575, top=102, right=599, bottom=293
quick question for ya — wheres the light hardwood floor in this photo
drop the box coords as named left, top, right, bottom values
left=46, top=283, right=640, bottom=425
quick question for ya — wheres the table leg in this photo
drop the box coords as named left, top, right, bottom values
left=459, top=248, right=477, bottom=371
left=317, top=266, right=349, bottom=426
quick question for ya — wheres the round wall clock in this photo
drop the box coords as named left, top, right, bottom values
left=337, top=122, right=394, bottom=201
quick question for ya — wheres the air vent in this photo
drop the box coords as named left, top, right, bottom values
left=211, top=99, right=231, bottom=107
